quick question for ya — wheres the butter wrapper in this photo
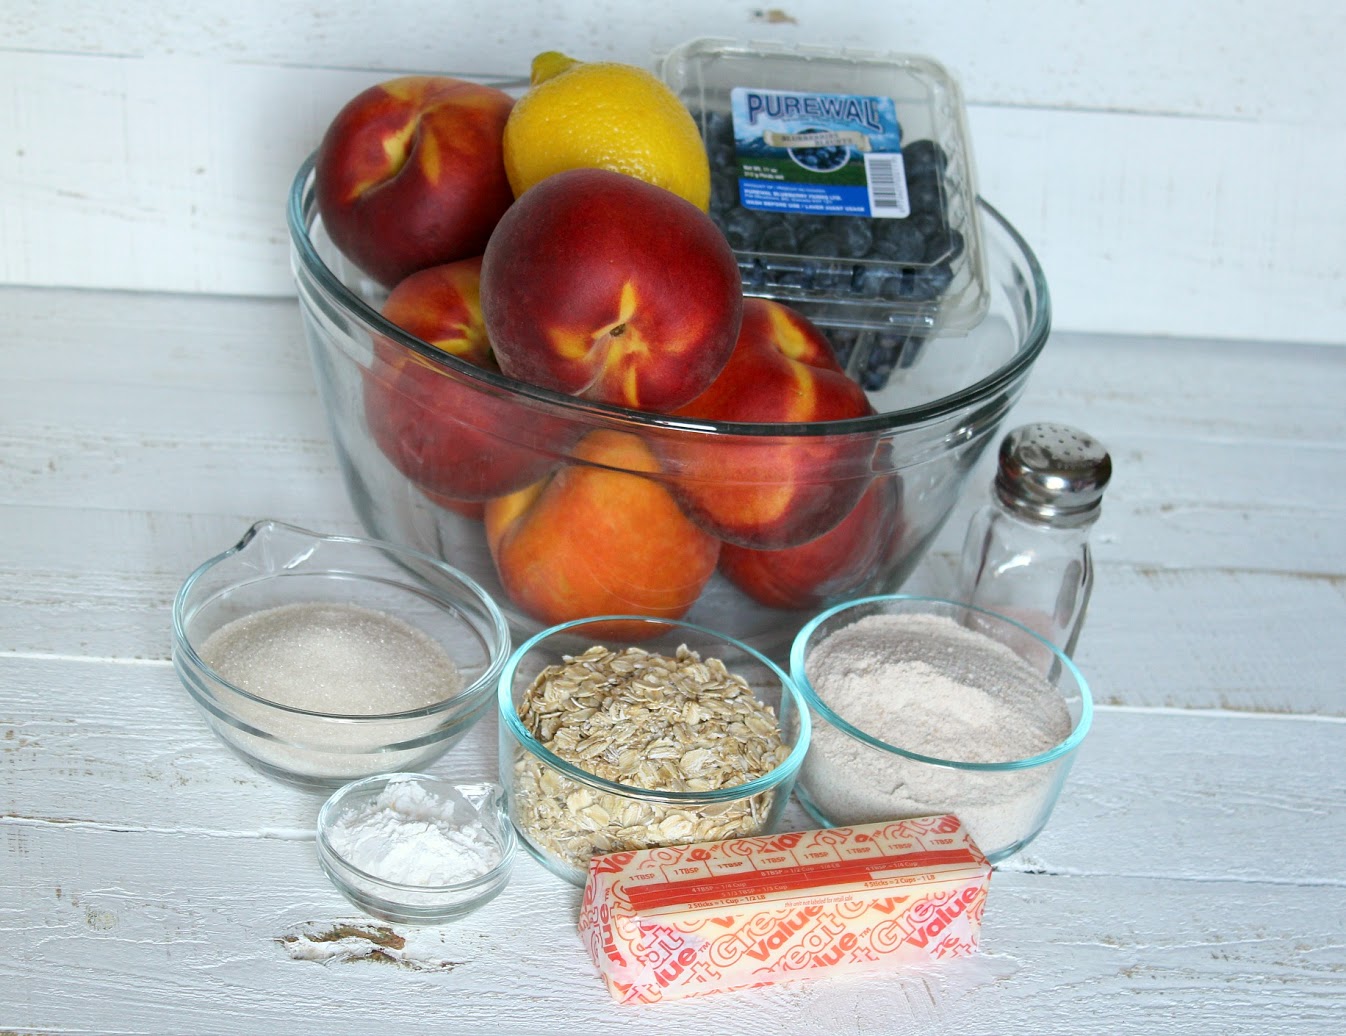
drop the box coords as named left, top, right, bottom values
left=577, top=814, right=990, bottom=1004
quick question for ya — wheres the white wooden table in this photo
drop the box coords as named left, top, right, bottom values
left=4, top=283, right=1344, bottom=1033
left=5, top=0, right=1346, bottom=1028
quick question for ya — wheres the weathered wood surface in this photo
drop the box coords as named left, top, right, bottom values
left=4, top=8, right=1345, bottom=1024
left=3, top=285, right=1344, bottom=1032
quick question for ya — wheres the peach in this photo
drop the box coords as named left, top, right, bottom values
left=479, top=168, right=742, bottom=412
left=718, top=479, right=903, bottom=611
left=315, top=76, right=514, bottom=287
left=420, top=488, right=486, bottom=522
left=484, top=430, right=720, bottom=640
left=363, top=258, right=565, bottom=501
left=665, top=298, right=876, bottom=549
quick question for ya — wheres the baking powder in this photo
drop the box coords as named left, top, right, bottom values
left=801, top=612, right=1073, bottom=854
left=327, top=776, right=501, bottom=886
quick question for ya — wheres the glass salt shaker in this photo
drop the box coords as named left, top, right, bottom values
left=954, top=422, right=1112, bottom=657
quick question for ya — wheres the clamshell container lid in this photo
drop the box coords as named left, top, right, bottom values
left=657, top=37, right=989, bottom=336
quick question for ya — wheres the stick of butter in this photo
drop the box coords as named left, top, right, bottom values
left=577, top=814, right=991, bottom=1004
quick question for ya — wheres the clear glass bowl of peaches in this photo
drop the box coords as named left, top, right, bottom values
left=285, top=67, right=1051, bottom=658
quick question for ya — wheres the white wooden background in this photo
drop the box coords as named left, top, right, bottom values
left=4, top=2, right=1346, bottom=1033
left=2, top=0, right=1345, bottom=343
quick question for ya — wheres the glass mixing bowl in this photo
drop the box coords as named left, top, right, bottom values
left=288, top=153, right=1050, bottom=658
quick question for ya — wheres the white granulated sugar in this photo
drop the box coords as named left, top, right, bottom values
left=199, top=601, right=463, bottom=714
left=801, top=612, right=1074, bottom=855
left=327, top=777, right=501, bottom=887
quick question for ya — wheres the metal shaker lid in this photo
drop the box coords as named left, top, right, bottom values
left=994, top=422, right=1112, bottom=525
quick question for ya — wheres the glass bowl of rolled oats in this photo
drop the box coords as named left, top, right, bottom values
left=497, top=616, right=811, bottom=885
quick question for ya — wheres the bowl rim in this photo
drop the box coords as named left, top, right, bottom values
left=317, top=773, right=517, bottom=897
left=287, top=152, right=1051, bottom=438
left=172, top=519, right=512, bottom=722
left=789, top=593, right=1093, bottom=771
left=497, top=615, right=812, bottom=802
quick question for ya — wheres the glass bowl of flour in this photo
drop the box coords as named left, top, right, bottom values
left=172, top=520, right=511, bottom=789
left=789, top=594, right=1091, bottom=863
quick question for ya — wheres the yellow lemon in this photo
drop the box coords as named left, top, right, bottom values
left=502, top=51, right=711, bottom=211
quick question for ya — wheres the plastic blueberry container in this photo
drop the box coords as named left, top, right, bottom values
left=657, top=38, right=988, bottom=388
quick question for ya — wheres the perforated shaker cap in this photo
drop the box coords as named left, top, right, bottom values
left=994, top=422, right=1112, bottom=526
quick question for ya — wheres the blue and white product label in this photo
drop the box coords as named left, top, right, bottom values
left=730, top=87, right=910, bottom=218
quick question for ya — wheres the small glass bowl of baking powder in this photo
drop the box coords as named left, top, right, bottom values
left=790, top=594, right=1092, bottom=864
left=317, top=772, right=517, bottom=924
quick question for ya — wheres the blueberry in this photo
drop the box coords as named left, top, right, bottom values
left=743, top=258, right=768, bottom=290
left=878, top=274, right=911, bottom=301
left=866, top=238, right=899, bottom=261
left=706, top=111, right=734, bottom=145
left=895, top=334, right=927, bottom=370
left=910, top=211, right=946, bottom=240
left=809, top=263, right=847, bottom=292
left=758, top=219, right=797, bottom=253
left=859, top=330, right=924, bottom=388
left=904, top=160, right=941, bottom=193
left=800, top=230, right=843, bottom=258
left=713, top=169, right=739, bottom=203
left=830, top=217, right=874, bottom=257
left=825, top=327, right=860, bottom=368
left=905, top=180, right=944, bottom=220
left=691, top=114, right=962, bottom=316
left=923, top=228, right=965, bottom=264
left=902, top=139, right=948, bottom=178
left=720, top=207, right=759, bottom=250
left=859, top=342, right=896, bottom=390
left=872, top=221, right=927, bottom=263
left=909, top=262, right=954, bottom=301
left=851, top=265, right=884, bottom=297
left=791, top=215, right=827, bottom=240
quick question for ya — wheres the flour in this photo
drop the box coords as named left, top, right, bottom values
left=800, top=612, right=1074, bottom=857
left=326, top=776, right=501, bottom=886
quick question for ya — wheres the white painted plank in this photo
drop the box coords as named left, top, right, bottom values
left=5, top=287, right=1345, bottom=575
left=0, top=506, right=362, bottom=662
left=970, top=107, right=1346, bottom=344
left=1011, top=708, right=1346, bottom=882
left=0, top=53, right=342, bottom=297
left=10, top=289, right=1345, bottom=445
left=3, top=0, right=1340, bottom=124
left=4, top=505, right=1341, bottom=713
left=2, top=47, right=1344, bottom=342
left=3, top=288, right=1345, bottom=711
left=2, top=822, right=1341, bottom=1035
left=4, top=288, right=318, bottom=394
left=5, top=654, right=1343, bottom=886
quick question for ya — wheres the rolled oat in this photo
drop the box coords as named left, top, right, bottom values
left=511, top=644, right=791, bottom=873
